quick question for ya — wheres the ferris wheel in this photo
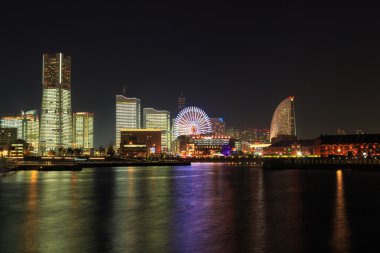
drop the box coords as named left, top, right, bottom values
left=174, top=106, right=213, bottom=138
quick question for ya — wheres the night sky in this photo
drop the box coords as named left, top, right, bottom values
left=1, top=1, right=380, bottom=146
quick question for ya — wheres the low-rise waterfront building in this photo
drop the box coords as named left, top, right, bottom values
left=174, top=134, right=232, bottom=157
left=263, top=134, right=380, bottom=158
left=120, top=129, right=161, bottom=157
left=263, top=139, right=319, bottom=157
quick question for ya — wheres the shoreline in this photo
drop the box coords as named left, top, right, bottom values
left=2, top=160, right=192, bottom=172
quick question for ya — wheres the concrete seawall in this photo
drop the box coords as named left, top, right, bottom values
left=263, top=158, right=380, bottom=170
left=6, top=160, right=192, bottom=172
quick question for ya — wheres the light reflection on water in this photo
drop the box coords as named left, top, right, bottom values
left=331, top=170, right=350, bottom=252
left=1, top=165, right=379, bottom=252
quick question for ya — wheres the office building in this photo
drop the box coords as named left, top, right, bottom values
left=143, top=108, right=171, bottom=152
left=1, top=111, right=40, bottom=155
left=73, top=112, right=94, bottom=153
left=0, top=115, right=24, bottom=139
left=115, top=95, right=141, bottom=150
left=23, top=110, right=40, bottom=155
left=39, top=53, right=72, bottom=153
left=0, top=128, right=17, bottom=156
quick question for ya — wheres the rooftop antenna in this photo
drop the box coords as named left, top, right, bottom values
left=122, top=86, right=127, bottom=96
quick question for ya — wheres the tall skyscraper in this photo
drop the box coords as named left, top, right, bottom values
left=143, top=108, right=171, bottom=152
left=73, top=112, right=94, bottom=152
left=115, top=95, right=141, bottom=150
left=39, top=53, right=72, bottom=154
left=270, top=96, right=296, bottom=142
left=178, top=91, right=186, bottom=112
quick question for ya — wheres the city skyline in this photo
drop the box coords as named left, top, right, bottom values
left=2, top=53, right=378, bottom=149
left=1, top=2, right=380, bottom=147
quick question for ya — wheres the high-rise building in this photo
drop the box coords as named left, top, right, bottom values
left=23, top=110, right=40, bottom=155
left=39, top=53, right=72, bottom=153
left=0, top=115, right=24, bottom=139
left=270, top=96, right=296, bottom=142
left=1, top=111, right=40, bottom=154
left=210, top=118, right=226, bottom=136
left=143, top=108, right=171, bottom=152
left=0, top=128, right=17, bottom=155
left=178, top=91, right=186, bottom=113
left=115, top=95, right=141, bottom=150
left=73, top=112, right=94, bottom=153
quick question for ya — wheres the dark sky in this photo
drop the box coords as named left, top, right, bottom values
left=1, top=1, right=380, bottom=146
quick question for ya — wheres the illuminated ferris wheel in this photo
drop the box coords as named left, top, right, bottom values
left=174, top=106, right=213, bottom=138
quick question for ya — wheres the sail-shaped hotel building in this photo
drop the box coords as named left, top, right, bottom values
left=270, top=96, right=296, bottom=142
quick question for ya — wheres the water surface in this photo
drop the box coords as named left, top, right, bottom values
left=1, top=163, right=380, bottom=252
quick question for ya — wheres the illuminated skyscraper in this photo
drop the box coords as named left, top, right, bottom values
left=270, top=96, right=296, bottom=142
left=0, top=115, right=24, bottom=139
left=23, top=110, right=40, bottom=155
left=115, top=95, right=141, bottom=150
left=143, top=108, right=171, bottom=152
left=39, top=53, right=72, bottom=153
left=1, top=111, right=40, bottom=154
left=73, top=112, right=94, bottom=152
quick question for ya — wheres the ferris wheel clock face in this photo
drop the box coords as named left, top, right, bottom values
left=174, top=106, right=213, bottom=138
